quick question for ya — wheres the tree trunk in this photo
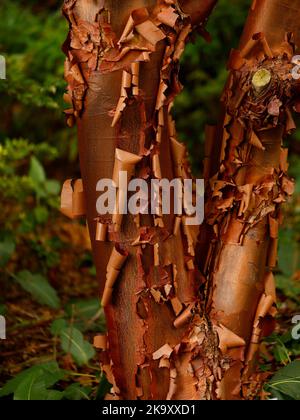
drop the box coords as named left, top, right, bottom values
left=199, top=0, right=299, bottom=399
left=62, top=0, right=298, bottom=400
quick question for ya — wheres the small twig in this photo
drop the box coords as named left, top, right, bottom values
left=9, top=303, right=39, bottom=320
left=7, top=316, right=53, bottom=333
left=1, top=343, right=52, bottom=357
left=64, top=371, right=97, bottom=379
left=87, top=307, right=104, bottom=326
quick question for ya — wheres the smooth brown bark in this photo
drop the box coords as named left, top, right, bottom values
left=62, top=0, right=298, bottom=400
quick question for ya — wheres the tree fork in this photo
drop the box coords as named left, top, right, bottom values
left=61, top=0, right=299, bottom=400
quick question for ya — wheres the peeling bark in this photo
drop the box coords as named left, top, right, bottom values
left=61, top=0, right=299, bottom=400
left=62, top=0, right=220, bottom=400
left=199, top=0, right=300, bottom=399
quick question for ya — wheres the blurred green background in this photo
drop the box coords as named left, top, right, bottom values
left=0, top=0, right=299, bottom=400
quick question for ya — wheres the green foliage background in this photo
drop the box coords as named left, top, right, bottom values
left=0, top=0, right=299, bottom=400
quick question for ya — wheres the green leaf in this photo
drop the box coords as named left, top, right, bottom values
left=278, top=228, right=300, bottom=277
left=45, top=179, right=60, bottom=196
left=44, top=390, right=64, bottom=401
left=29, top=156, right=46, bottom=184
left=50, top=318, right=67, bottom=336
left=65, top=299, right=105, bottom=332
left=33, top=206, right=49, bottom=224
left=266, top=361, right=300, bottom=400
left=0, top=361, right=63, bottom=397
left=96, top=373, right=112, bottom=400
left=14, top=374, right=64, bottom=401
left=276, top=275, right=300, bottom=304
left=63, top=383, right=91, bottom=400
left=65, top=299, right=101, bottom=321
left=15, top=270, right=60, bottom=309
left=273, top=342, right=290, bottom=365
left=0, top=237, right=16, bottom=267
left=59, top=326, right=95, bottom=366
left=14, top=372, right=46, bottom=400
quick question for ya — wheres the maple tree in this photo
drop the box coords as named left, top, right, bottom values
left=61, top=0, right=299, bottom=400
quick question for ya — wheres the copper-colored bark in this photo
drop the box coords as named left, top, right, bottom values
left=62, top=0, right=220, bottom=400
left=62, top=0, right=298, bottom=400
left=200, top=0, right=299, bottom=399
